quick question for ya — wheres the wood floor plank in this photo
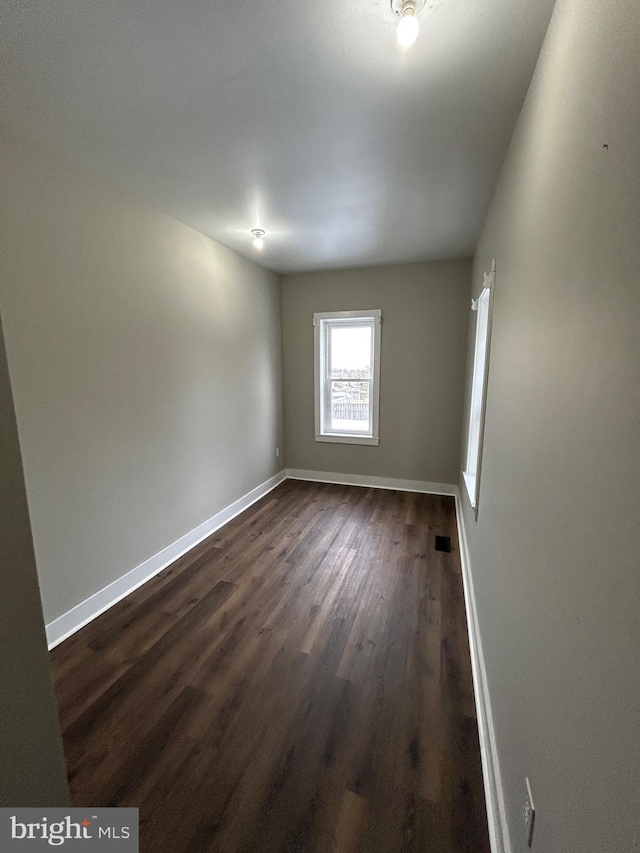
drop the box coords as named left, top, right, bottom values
left=51, top=480, right=490, bottom=853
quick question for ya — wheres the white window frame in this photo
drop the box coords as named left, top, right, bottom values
left=314, top=309, right=382, bottom=446
left=463, top=261, right=495, bottom=514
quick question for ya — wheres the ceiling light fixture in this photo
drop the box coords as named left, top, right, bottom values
left=251, top=229, right=265, bottom=250
left=394, top=0, right=420, bottom=47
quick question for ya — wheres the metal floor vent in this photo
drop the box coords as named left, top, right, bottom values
left=434, top=535, right=451, bottom=553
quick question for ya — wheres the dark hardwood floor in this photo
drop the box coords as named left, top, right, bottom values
left=51, top=479, right=490, bottom=853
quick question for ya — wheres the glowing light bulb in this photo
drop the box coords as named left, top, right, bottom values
left=251, top=229, right=265, bottom=250
left=397, top=11, right=419, bottom=47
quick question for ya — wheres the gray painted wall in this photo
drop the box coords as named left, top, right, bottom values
left=282, top=261, right=471, bottom=484
left=0, top=129, right=284, bottom=625
left=0, top=312, right=69, bottom=806
left=459, top=1, right=640, bottom=851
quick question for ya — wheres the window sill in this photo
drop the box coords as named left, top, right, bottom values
left=315, top=434, right=380, bottom=446
left=462, top=470, right=478, bottom=512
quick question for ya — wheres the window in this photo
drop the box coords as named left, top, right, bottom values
left=314, top=309, right=381, bottom=445
left=463, top=262, right=494, bottom=512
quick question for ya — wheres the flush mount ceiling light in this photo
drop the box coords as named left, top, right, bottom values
left=251, top=229, right=265, bottom=250
left=391, top=0, right=425, bottom=47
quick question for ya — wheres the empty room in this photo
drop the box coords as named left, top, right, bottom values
left=1, top=0, right=638, bottom=851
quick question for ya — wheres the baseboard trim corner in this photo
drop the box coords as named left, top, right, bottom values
left=46, top=469, right=287, bottom=650
left=285, top=468, right=457, bottom=496
left=453, top=486, right=511, bottom=853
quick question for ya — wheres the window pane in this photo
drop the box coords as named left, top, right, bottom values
left=330, top=380, right=369, bottom=432
left=329, top=324, right=371, bottom=379
left=464, top=287, right=491, bottom=508
left=467, top=294, right=490, bottom=477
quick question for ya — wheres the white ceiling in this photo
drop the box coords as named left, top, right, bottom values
left=0, top=0, right=555, bottom=273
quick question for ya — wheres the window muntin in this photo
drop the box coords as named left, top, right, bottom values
left=314, top=310, right=381, bottom=446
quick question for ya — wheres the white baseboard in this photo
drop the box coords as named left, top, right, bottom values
left=285, top=468, right=457, bottom=496
left=454, top=486, right=511, bottom=853
left=46, top=470, right=287, bottom=650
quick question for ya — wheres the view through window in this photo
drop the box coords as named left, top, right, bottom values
left=328, top=323, right=372, bottom=432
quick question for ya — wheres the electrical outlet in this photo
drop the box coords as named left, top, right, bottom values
left=275, top=447, right=280, bottom=458
left=524, top=777, right=536, bottom=847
